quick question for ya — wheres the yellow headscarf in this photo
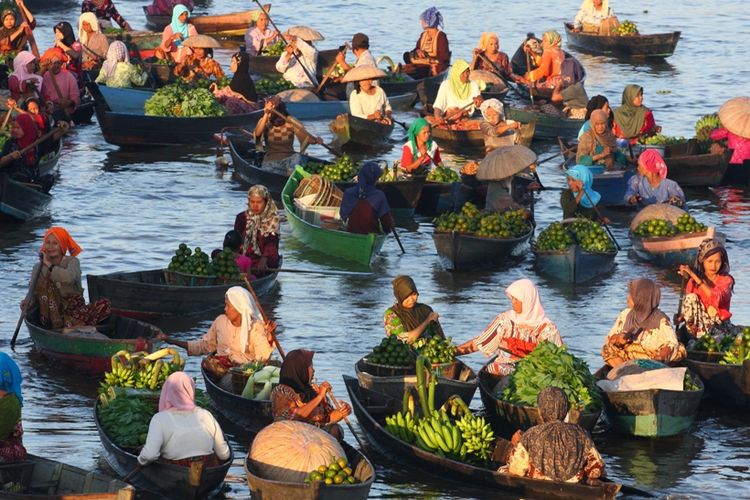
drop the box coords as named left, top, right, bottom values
left=448, top=59, right=471, bottom=101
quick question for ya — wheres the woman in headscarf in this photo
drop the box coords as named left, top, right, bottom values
left=506, top=387, right=605, bottom=483
left=81, top=0, right=131, bottom=31
left=243, top=10, right=278, bottom=57
left=561, top=164, right=602, bottom=219
left=383, top=275, right=444, bottom=344
left=137, top=372, right=230, bottom=467
left=52, top=21, right=82, bottom=78
left=95, top=40, right=147, bottom=88
left=253, top=96, right=321, bottom=163
left=601, top=278, right=685, bottom=367
left=625, top=149, right=685, bottom=207
left=577, top=95, right=612, bottom=139
left=211, top=51, right=258, bottom=115
left=402, top=6, right=450, bottom=78
left=577, top=109, right=622, bottom=170
left=77, top=12, right=109, bottom=72
left=19, top=227, right=111, bottom=330
left=613, top=84, right=659, bottom=141
left=456, top=278, right=562, bottom=376
left=0, top=2, right=35, bottom=55
left=479, top=98, right=521, bottom=153
left=0, top=113, right=40, bottom=183
left=41, top=47, right=80, bottom=121
left=233, top=184, right=281, bottom=274
left=432, top=59, right=483, bottom=123
left=471, top=32, right=514, bottom=80
left=158, top=4, right=197, bottom=63
left=400, top=117, right=444, bottom=174
left=270, top=349, right=352, bottom=439
left=573, top=0, right=616, bottom=33
left=18, top=97, right=55, bottom=157
left=523, top=30, right=565, bottom=89
left=340, top=162, right=393, bottom=235
left=676, top=239, right=736, bottom=340
left=0, top=353, right=27, bottom=463
left=7, top=51, right=43, bottom=101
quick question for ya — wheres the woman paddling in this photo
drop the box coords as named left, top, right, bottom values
left=518, top=31, right=564, bottom=90
left=347, top=67, right=392, bottom=125
left=561, top=164, right=603, bottom=220
left=253, top=96, right=322, bottom=163
left=0, top=2, right=35, bottom=55
left=625, top=149, right=685, bottom=207
left=0, top=353, right=27, bottom=463
left=432, top=59, right=483, bottom=123
left=340, top=161, right=394, bottom=235
left=471, top=32, right=514, bottom=81
left=383, top=275, right=444, bottom=344
left=77, top=12, right=109, bottom=73
left=402, top=6, right=450, bottom=78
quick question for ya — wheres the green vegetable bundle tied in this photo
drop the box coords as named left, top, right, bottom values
left=144, top=81, right=226, bottom=118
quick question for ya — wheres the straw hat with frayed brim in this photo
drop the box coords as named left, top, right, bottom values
left=718, top=96, right=750, bottom=139
left=182, top=34, right=221, bottom=49
left=470, top=69, right=506, bottom=87
left=285, top=25, right=324, bottom=42
left=341, top=65, right=387, bottom=83
left=476, top=145, right=537, bottom=181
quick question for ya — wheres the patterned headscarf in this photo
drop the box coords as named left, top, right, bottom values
left=408, top=118, right=433, bottom=156
left=278, top=349, right=316, bottom=401
left=543, top=30, right=562, bottom=47
left=622, top=278, right=669, bottom=333
left=243, top=185, right=280, bottom=256
left=566, top=164, right=601, bottom=208
left=158, top=371, right=196, bottom=412
left=225, top=286, right=263, bottom=356
left=639, top=148, right=667, bottom=180
left=170, top=4, right=191, bottom=47
left=11, top=51, right=44, bottom=91
left=695, top=239, right=731, bottom=281
left=448, top=59, right=471, bottom=101
left=478, top=32, right=499, bottom=53
left=41, top=227, right=82, bottom=257
left=613, top=84, right=648, bottom=139
left=0, top=352, right=22, bottom=406
left=588, top=108, right=617, bottom=152
left=77, top=12, right=100, bottom=46
left=505, top=278, right=550, bottom=327
left=419, top=6, right=443, bottom=29
left=480, top=98, right=504, bottom=123
left=101, top=40, right=129, bottom=80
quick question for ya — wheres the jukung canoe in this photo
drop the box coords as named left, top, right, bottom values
left=663, top=141, right=731, bottom=187
left=563, top=22, right=681, bottom=59
left=94, top=401, right=233, bottom=499
left=87, top=82, right=263, bottom=146
left=594, top=366, right=703, bottom=437
left=329, top=113, right=394, bottom=149
left=201, top=365, right=274, bottom=431
left=86, top=264, right=280, bottom=319
left=245, top=440, right=375, bottom=500
left=24, top=310, right=158, bottom=373
left=427, top=119, right=536, bottom=152
left=432, top=225, right=533, bottom=271
left=0, top=454, right=135, bottom=499
left=248, top=48, right=339, bottom=78
left=506, top=106, right=584, bottom=140
left=285, top=92, right=417, bottom=121
left=355, top=357, right=478, bottom=408
left=629, top=227, right=724, bottom=268
left=143, top=5, right=271, bottom=35
left=282, top=166, right=387, bottom=267
left=685, top=353, right=750, bottom=409
left=343, top=376, right=620, bottom=499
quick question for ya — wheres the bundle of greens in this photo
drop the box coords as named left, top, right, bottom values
left=144, top=82, right=226, bottom=117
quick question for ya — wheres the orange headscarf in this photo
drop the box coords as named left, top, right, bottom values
left=41, top=227, right=82, bottom=256
left=40, top=47, right=66, bottom=64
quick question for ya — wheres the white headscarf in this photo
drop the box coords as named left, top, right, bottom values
left=480, top=98, right=505, bottom=123
left=505, top=278, right=550, bottom=327
left=579, top=0, right=610, bottom=14
left=102, top=40, right=129, bottom=80
left=225, top=286, right=263, bottom=353
left=11, top=51, right=43, bottom=90
left=78, top=12, right=100, bottom=46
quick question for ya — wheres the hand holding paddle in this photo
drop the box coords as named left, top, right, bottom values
left=10, top=253, right=43, bottom=349
left=0, top=125, right=68, bottom=169
left=267, top=107, right=339, bottom=157
left=241, top=274, right=285, bottom=359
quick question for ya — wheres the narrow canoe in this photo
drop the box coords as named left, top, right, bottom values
left=685, top=354, right=750, bottom=409
left=142, top=59, right=175, bottom=87
left=428, top=119, right=535, bottom=152
left=143, top=5, right=271, bottom=35
left=329, top=113, right=394, bottom=149
left=629, top=227, right=724, bottom=268
left=245, top=440, right=374, bottom=500
left=381, top=69, right=447, bottom=103
left=336, top=175, right=426, bottom=218
left=248, top=48, right=339, bottom=78
left=416, top=181, right=461, bottom=216
left=0, top=174, right=52, bottom=222
left=94, top=402, right=233, bottom=499
left=285, top=92, right=416, bottom=121
left=86, top=264, right=280, bottom=319
left=506, top=106, right=584, bottom=140
left=201, top=365, right=274, bottom=431
left=344, top=376, right=621, bottom=499
left=24, top=310, right=158, bottom=373
left=73, top=98, right=96, bottom=124
left=432, top=226, right=533, bottom=271
left=594, top=366, right=703, bottom=437
left=87, top=82, right=263, bottom=147
left=0, top=454, right=134, bottom=499
left=722, top=159, right=750, bottom=185
left=563, top=23, right=681, bottom=59
left=282, top=166, right=387, bottom=267
left=355, top=357, right=478, bottom=408
left=663, top=141, right=730, bottom=187
left=478, top=363, right=601, bottom=434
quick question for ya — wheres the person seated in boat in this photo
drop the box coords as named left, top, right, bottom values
left=40, top=48, right=80, bottom=122
left=77, top=12, right=109, bottom=73
left=0, top=2, right=35, bottom=56
left=51, top=22, right=83, bottom=82
left=625, top=149, right=685, bottom=207
left=146, top=0, right=193, bottom=17
left=157, top=4, right=197, bottom=64
left=234, top=184, right=281, bottom=275
left=479, top=99, right=520, bottom=153
left=573, top=0, right=618, bottom=34
left=275, top=33, right=318, bottom=88
left=211, top=51, right=258, bottom=115
left=510, top=33, right=542, bottom=77
left=456, top=278, right=562, bottom=376
left=400, top=117, right=444, bottom=175
left=95, top=40, right=148, bottom=88
left=709, top=99, right=750, bottom=167
left=675, top=239, right=736, bottom=341
left=19, top=227, right=111, bottom=330
left=174, top=46, right=224, bottom=83
left=8, top=51, right=43, bottom=101
left=561, top=164, right=603, bottom=220
left=340, top=161, right=394, bottom=235
left=402, top=6, right=450, bottom=79
left=138, top=372, right=230, bottom=468
left=81, top=0, right=132, bottom=31
left=505, top=387, right=605, bottom=484
left=271, top=349, right=352, bottom=440
left=348, top=72, right=392, bottom=125
left=578, top=94, right=612, bottom=139
left=1, top=114, right=41, bottom=184
left=432, top=59, right=483, bottom=123
left=244, top=11, right=279, bottom=57
left=577, top=109, right=625, bottom=170
left=7, top=97, right=55, bottom=157
left=383, top=275, right=444, bottom=344
left=211, top=230, right=252, bottom=274
left=253, top=96, right=322, bottom=163
left=470, top=32, right=514, bottom=82
left=0, top=353, right=26, bottom=463
left=517, top=30, right=564, bottom=91
left=613, top=84, right=660, bottom=142
left=601, top=278, right=686, bottom=367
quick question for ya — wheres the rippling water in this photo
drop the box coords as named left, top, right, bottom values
left=3, top=0, right=750, bottom=498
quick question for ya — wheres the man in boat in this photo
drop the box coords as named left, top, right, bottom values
left=145, top=0, right=193, bottom=17
left=334, top=32, right=377, bottom=96
left=275, top=33, right=318, bottom=88
left=81, top=0, right=132, bottom=31
left=573, top=0, right=618, bottom=35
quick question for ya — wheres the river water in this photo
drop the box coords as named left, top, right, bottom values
left=2, top=0, right=750, bottom=498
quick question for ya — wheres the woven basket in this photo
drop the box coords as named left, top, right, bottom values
left=361, top=357, right=415, bottom=377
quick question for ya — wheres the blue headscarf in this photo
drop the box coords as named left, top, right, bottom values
left=0, top=352, right=22, bottom=406
left=567, top=164, right=601, bottom=208
left=419, top=6, right=443, bottom=29
left=340, top=161, right=390, bottom=221
left=170, top=4, right=191, bottom=47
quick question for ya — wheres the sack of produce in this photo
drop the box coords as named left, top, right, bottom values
left=248, top=421, right=345, bottom=483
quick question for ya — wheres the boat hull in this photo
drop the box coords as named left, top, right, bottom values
left=0, top=174, right=52, bottom=222
left=563, top=23, right=680, bottom=58
left=329, top=113, right=394, bottom=148
left=506, top=107, right=583, bottom=140
left=685, top=355, right=750, bottom=409
left=284, top=92, right=416, bottom=121
left=590, top=168, right=634, bottom=207
left=248, top=48, right=339, bottom=78
left=629, top=229, right=724, bottom=268
left=534, top=245, right=616, bottom=283
left=201, top=366, right=274, bottom=431
left=432, top=229, right=532, bottom=271
left=664, top=141, right=730, bottom=187
left=143, top=5, right=270, bottom=34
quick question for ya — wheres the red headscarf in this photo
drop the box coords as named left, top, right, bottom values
left=41, top=227, right=82, bottom=257
left=14, top=113, right=39, bottom=150
left=40, top=47, right=67, bottom=65
left=158, top=372, right=196, bottom=412
left=639, top=148, right=667, bottom=180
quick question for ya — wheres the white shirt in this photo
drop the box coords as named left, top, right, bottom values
left=245, top=27, right=278, bottom=56
left=432, top=80, right=481, bottom=115
left=349, top=86, right=391, bottom=119
left=574, top=5, right=615, bottom=29
left=345, top=49, right=379, bottom=96
left=275, top=38, right=318, bottom=87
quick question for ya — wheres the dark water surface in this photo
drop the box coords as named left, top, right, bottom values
left=3, top=0, right=750, bottom=498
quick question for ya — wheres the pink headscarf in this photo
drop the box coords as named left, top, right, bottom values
left=505, top=278, right=550, bottom=327
left=639, top=148, right=667, bottom=180
left=11, top=51, right=44, bottom=90
left=158, top=372, right=196, bottom=412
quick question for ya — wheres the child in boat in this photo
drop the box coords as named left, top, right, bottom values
left=211, top=230, right=252, bottom=275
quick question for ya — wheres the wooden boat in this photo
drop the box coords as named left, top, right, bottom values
left=282, top=166, right=387, bottom=267
left=73, top=98, right=96, bottom=124
left=592, top=168, right=634, bottom=207
left=336, top=175, right=426, bottom=219
left=478, top=363, right=601, bottom=434
left=722, top=159, right=750, bottom=185
left=685, top=354, right=750, bottom=409
left=534, top=244, right=616, bottom=283
left=201, top=366, right=274, bottom=431
left=344, top=376, right=620, bottom=499
left=0, top=454, right=134, bottom=499
left=87, top=82, right=263, bottom=147
left=629, top=227, right=724, bottom=268
left=415, top=181, right=461, bottom=216
left=245, top=440, right=374, bottom=500
left=0, top=174, right=52, bottom=222
left=593, top=366, right=703, bottom=437
left=143, top=5, right=271, bottom=36
left=432, top=226, right=533, bottom=271
left=663, top=140, right=730, bottom=187
left=428, top=119, right=535, bottom=152
left=86, top=264, right=280, bottom=319
left=94, top=402, right=233, bottom=499
left=329, top=113, right=393, bottom=149
left=355, top=357, right=478, bottom=408
left=285, top=92, right=416, bottom=121
left=24, top=310, right=158, bottom=373
left=563, top=22, right=681, bottom=59
left=506, top=106, right=583, bottom=140
left=248, top=48, right=339, bottom=78
left=381, top=69, right=447, bottom=103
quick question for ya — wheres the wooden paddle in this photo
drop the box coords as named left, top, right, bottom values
left=524, top=51, right=535, bottom=106
left=315, top=42, right=349, bottom=94
left=326, top=391, right=369, bottom=454
left=0, top=126, right=67, bottom=168
left=438, top=101, right=475, bottom=127
left=242, top=274, right=285, bottom=360
left=0, top=106, right=15, bottom=131
left=582, top=189, right=621, bottom=251
left=10, top=253, right=43, bottom=349
left=17, top=1, right=39, bottom=59
left=392, top=228, right=406, bottom=254
left=122, top=464, right=142, bottom=482
left=476, top=51, right=511, bottom=89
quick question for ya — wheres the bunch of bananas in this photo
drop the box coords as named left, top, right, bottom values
left=414, top=409, right=463, bottom=457
left=695, top=113, right=721, bottom=142
left=101, top=363, right=136, bottom=391
left=455, top=413, right=495, bottom=462
left=99, top=349, right=185, bottom=394
left=385, top=411, right=417, bottom=444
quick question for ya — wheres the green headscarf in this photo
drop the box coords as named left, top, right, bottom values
left=613, top=84, right=648, bottom=139
left=448, top=59, right=471, bottom=101
left=543, top=30, right=562, bottom=47
left=408, top=118, right=433, bottom=155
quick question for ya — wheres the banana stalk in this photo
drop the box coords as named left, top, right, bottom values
left=416, top=356, right=430, bottom=418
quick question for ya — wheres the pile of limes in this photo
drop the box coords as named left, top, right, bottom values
left=569, top=219, right=616, bottom=252
left=304, top=457, right=359, bottom=485
left=433, top=203, right=531, bottom=239
left=633, top=218, right=678, bottom=238
left=367, top=335, right=414, bottom=366
left=309, top=155, right=357, bottom=182
left=260, top=39, right=285, bottom=56
left=414, top=336, right=456, bottom=365
left=167, top=244, right=212, bottom=275
left=614, top=20, right=638, bottom=35
left=254, top=78, right=295, bottom=96
left=535, top=221, right=575, bottom=251
left=426, top=166, right=461, bottom=183
left=674, top=213, right=707, bottom=234
left=211, top=247, right=241, bottom=280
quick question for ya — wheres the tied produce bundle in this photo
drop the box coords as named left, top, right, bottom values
left=535, top=219, right=615, bottom=253
left=144, top=81, right=227, bottom=117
